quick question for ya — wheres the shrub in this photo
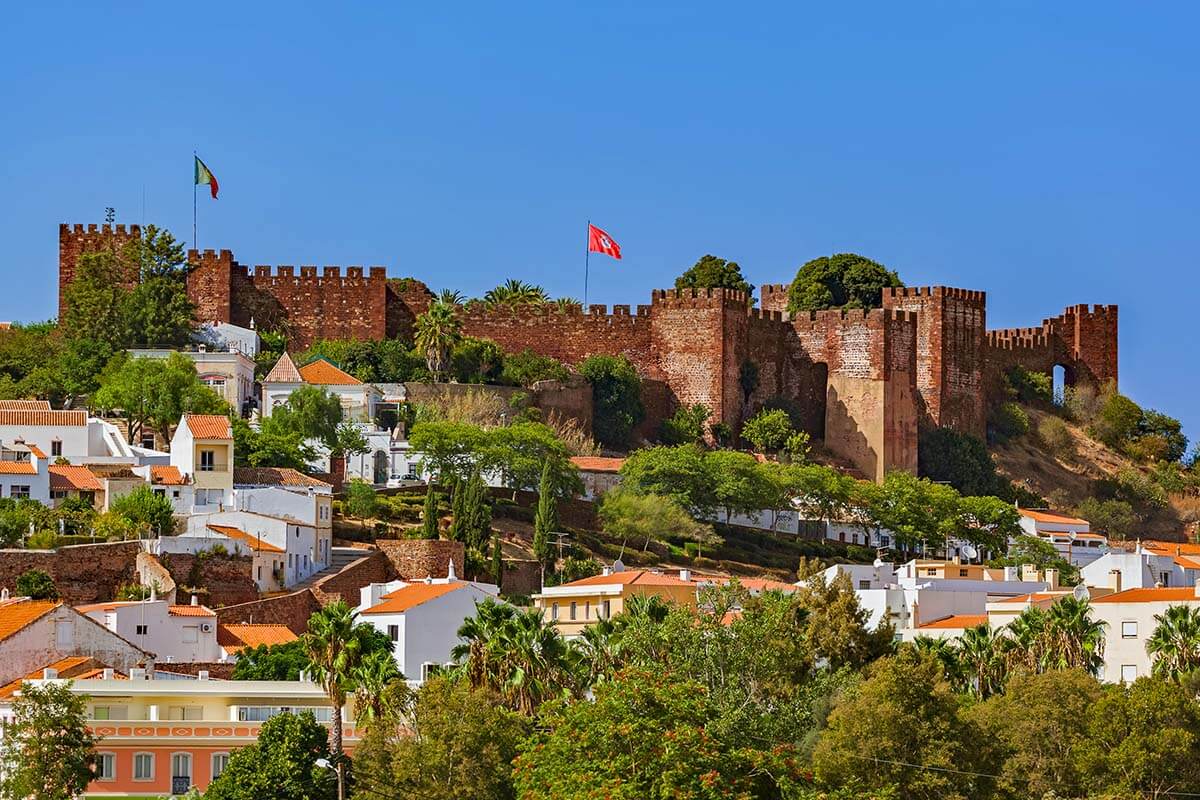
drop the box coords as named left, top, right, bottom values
left=578, top=354, right=644, bottom=448
left=741, top=408, right=794, bottom=453
left=917, top=427, right=1003, bottom=497
left=1006, top=366, right=1054, bottom=405
left=15, top=569, right=57, bottom=600
left=988, top=402, right=1030, bottom=444
left=1088, top=391, right=1143, bottom=449
left=500, top=349, right=570, bottom=387
left=1075, top=498, right=1138, bottom=540
left=1061, top=383, right=1103, bottom=423
left=558, top=556, right=602, bottom=583
left=26, top=530, right=57, bottom=550
left=660, top=404, right=711, bottom=446
left=1037, top=416, right=1075, bottom=460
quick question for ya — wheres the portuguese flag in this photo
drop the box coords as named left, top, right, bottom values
left=194, top=156, right=219, bottom=199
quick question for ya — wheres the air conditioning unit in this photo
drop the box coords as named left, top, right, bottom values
left=201, top=623, right=213, bottom=632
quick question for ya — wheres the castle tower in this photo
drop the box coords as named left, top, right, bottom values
left=58, top=223, right=141, bottom=320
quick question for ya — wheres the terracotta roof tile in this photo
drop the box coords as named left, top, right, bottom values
left=0, top=461, right=36, bottom=475
left=0, top=656, right=122, bottom=698
left=184, top=414, right=232, bottom=440
left=557, top=570, right=698, bottom=588
left=217, top=623, right=298, bottom=652
left=207, top=524, right=286, bottom=554
left=1142, top=540, right=1200, bottom=556
left=262, top=352, right=303, bottom=383
left=168, top=604, right=217, bottom=617
left=361, top=582, right=468, bottom=614
left=1092, top=587, right=1200, bottom=604
left=150, top=465, right=187, bottom=485
left=569, top=456, right=626, bottom=473
left=26, top=444, right=46, bottom=459
left=1018, top=508, right=1090, bottom=526
left=233, top=467, right=331, bottom=488
left=298, top=358, right=362, bottom=385
left=919, top=614, right=989, bottom=629
left=0, top=409, right=86, bottom=427
left=49, top=465, right=102, bottom=491
left=0, top=400, right=50, bottom=410
left=0, top=601, right=59, bottom=641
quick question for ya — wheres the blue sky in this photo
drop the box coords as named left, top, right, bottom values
left=2, top=2, right=1196, bottom=443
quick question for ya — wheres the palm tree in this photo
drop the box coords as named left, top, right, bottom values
left=352, top=648, right=402, bottom=724
left=483, top=279, right=549, bottom=309
left=957, top=623, right=1007, bottom=699
left=1003, top=605, right=1049, bottom=674
left=1043, top=596, right=1106, bottom=675
left=553, top=297, right=583, bottom=313
left=623, top=593, right=672, bottom=624
left=573, top=617, right=623, bottom=688
left=302, top=601, right=370, bottom=800
left=451, top=598, right=517, bottom=690
left=911, top=635, right=962, bottom=687
left=1147, top=604, right=1200, bottom=681
left=437, top=288, right=465, bottom=305
left=414, top=301, right=461, bottom=381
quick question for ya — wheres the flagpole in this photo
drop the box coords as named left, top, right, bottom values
left=193, top=149, right=198, bottom=251
left=584, top=219, right=591, bottom=308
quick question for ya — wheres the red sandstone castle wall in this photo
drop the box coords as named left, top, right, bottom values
left=58, top=224, right=141, bottom=319
left=985, top=303, right=1118, bottom=398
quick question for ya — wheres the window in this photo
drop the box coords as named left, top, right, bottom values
left=95, top=752, right=115, bottom=781
left=421, top=662, right=442, bottom=682
left=154, top=488, right=165, bottom=497
left=584, top=601, right=590, bottom=619
left=10, top=485, right=29, bottom=499
left=602, top=600, right=611, bottom=619
left=880, top=536, right=890, bottom=548
left=1120, top=664, right=1138, bottom=683
left=141, top=434, right=156, bottom=450
left=182, top=626, right=199, bottom=644
left=1121, top=621, right=1138, bottom=639
left=199, top=450, right=215, bottom=471
left=168, top=706, right=203, bottom=721
left=569, top=602, right=577, bottom=621
left=959, top=569, right=969, bottom=577
left=135, top=624, right=148, bottom=636
left=387, top=624, right=399, bottom=642
left=551, top=603, right=559, bottom=621
left=926, top=568, right=938, bottom=576
left=1160, top=572, right=1171, bottom=587
left=50, top=440, right=62, bottom=457
left=212, top=753, right=230, bottom=779
left=171, top=752, right=192, bottom=785
left=93, top=705, right=127, bottom=720
left=257, top=566, right=262, bottom=581
left=239, top=706, right=332, bottom=722
left=50, top=489, right=68, bottom=500
left=859, top=580, right=871, bottom=590
left=134, top=752, right=155, bottom=780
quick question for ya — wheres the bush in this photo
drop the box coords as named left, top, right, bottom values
left=578, top=354, right=644, bottom=448
left=1006, top=366, right=1054, bottom=405
left=26, top=530, right=57, bottom=550
left=1088, top=391, right=1143, bottom=449
left=660, top=404, right=711, bottom=445
left=1075, top=498, right=1138, bottom=540
left=557, top=556, right=602, bottom=583
left=500, top=349, right=570, bottom=387
left=15, top=569, right=57, bottom=600
left=1037, top=416, right=1075, bottom=460
left=988, top=402, right=1029, bottom=444
left=741, top=408, right=794, bottom=453
left=1061, top=383, right=1103, bottom=423
left=786, top=253, right=902, bottom=312
left=917, top=427, right=1003, bottom=497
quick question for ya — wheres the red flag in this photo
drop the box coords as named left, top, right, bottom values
left=588, top=224, right=622, bottom=260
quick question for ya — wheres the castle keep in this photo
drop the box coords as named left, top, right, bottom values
left=58, top=223, right=1118, bottom=481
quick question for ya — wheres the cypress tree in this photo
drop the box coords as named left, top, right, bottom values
left=533, top=462, right=557, bottom=568
left=491, top=533, right=503, bottom=589
left=421, top=487, right=439, bottom=539
left=448, top=477, right=465, bottom=542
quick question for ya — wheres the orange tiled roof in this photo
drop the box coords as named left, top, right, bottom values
left=362, top=582, right=468, bottom=614
left=184, top=414, right=232, bottom=440
left=557, top=570, right=698, bottom=588
left=168, top=604, right=216, bottom=617
left=1092, top=587, right=1200, bottom=604
left=49, top=464, right=102, bottom=491
left=569, top=456, right=626, bottom=473
left=262, top=352, right=303, bottom=383
left=0, top=461, right=36, bottom=475
left=990, top=591, right=1071, bottom=605
left=919, top=614, right=989, bottom=629
left=207, top=524, right=286, bottom=554
left=76, top=600, right=149, bottom=613
left=233, top=467, right=331, bottom=488
left=0, top=656, right=123, bottom=698
left=150, top=465, right=187, bottom=486
left=0, top=400, right=50, bottom=410
left=1142, top=540, right=1200, bottom=556
left=26, top=444, right=46, bottom=459
left=298, top=358, right=362, bottom=385
left=0, top=601, right=59, bottom=641
left=217, top=623, right=298, bottom=652
left=1018, top=508, right=1090, bottom=526
left=0, top=409, right=86, bottom=427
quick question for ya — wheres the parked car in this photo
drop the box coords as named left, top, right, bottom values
left=386, top=473, right=422, bottom=488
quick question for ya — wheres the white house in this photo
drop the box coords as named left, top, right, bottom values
left=1017, top=507, right=1107, bottom=566
left=357, top=567, right=499, bottom=683
left=261, top=354, right=381, bottom=423
left=1089, top=585, right=1200, bottom=683
left=232, top=467, right=334, bottom=532
left=169, top=414, right=234, bottom=512
left=176, top=509, right=326, bottom=591
left=77, top=597, right=221, bottom=664
left=0, top=442, right=49, bottom=504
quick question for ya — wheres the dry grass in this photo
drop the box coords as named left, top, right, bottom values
left=412, top=388, right=508, bottom=427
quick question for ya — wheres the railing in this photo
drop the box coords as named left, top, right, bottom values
left=88, top=722, right=360, bottom=740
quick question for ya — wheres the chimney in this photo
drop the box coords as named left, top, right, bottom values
left=198, top=670, right=210, bottom=681
left=1, top=588, right=9, bottom=601
left=1044, top=568, right=1059, bottom=591
left=130, top=668, right=146, bottom=680
left=601, top=566, right=611, bottom=577
left=1194, top=579, right=1200, bottom=598
left=42, top=667, right=58, bottom=680
left=679, top=569, right=691, bottom=582
left=102, top=668, right=114, bottom=680
left=1109, top=569, right=1122, bottom=594
left=1021, top=564, right=1039, bottom=583
left=446, top=559, right=457, bottom=581
left=190, top=595, right=198, bottom=606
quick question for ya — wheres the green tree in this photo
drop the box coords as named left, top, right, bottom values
left=414, top=302, right=463, bottom=380
left=109, top=484, right=175, bottom=536
left=15, top=568, right=57, bottom=600
left=59, top=247, right=131, bottom=397
left=233, top=414, right=315, bottom=470
left=449, top=336, right=506, bottom=384
left=491, top=533, right=503, bottom=587
left=409, top=420, right=487, bottom=482
left=204, top=712, right=336, bottom=800
left=795, top=570, right=893, bottom=669
left=532, top=461, right=558, bottom=568
left=1137, top=408, right=1189, bottom=462
left=956, top=622, right=1008, bottom=699
left=917, top=426, right=1003, bottom=496
left=123, top=226, right=196, bottom=347
left=270, top=385, right=344, bottom=449
left=577, top=354, right=644, bottom=447
left=351, top=677, right=527, bottom=800
left=674, top=254, right=754, bottom=296
left=966, top=668, right=1103, bottom=800
left=93, top=352, right=228, bottom=443
left=1074, top=497, right=1138, bottom=540
left=481, top=279, right=548, bottom=309
left=0, top=680, right=96, bottom=800
left=987, top=401, right=1029, bottom=444
left=513, top=668, right=770, bottom=799
left=420, top=486, right=440, bottom=539
left=787, top=253, right=902, bottom=313
left=618, top=444, right=718, bottom=515
left=345, top=480, right=379, bottom=533
left=448, top=469, right=491, bottom=551
left=812, top=651, right=997, bottom=800
left=660, top=403, right=710, bottom=445
left=352, top=649, right=403, bottom=724
left=988, top=534, right=1078, bottom=585
left=597, top=487, right=717, bottom=556
left=706, top=449, right=776, bottom=524
left=741, top=407, right=794, bottom=453
left=231, top=640, right=309, bottom=681
left=500, top=348, right=569, bottom=386
left=1078, top=678, right=1200, bottom=799
left=482, top=421, right=581, bottom=495
left=1089, top=390, right=1143, bottom=448
left=1147, top=605, right=1200, bottom=682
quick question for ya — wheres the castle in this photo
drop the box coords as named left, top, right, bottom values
left=58, top=223, right=1118, bottom=481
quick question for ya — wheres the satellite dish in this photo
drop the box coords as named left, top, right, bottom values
left=1072, top=584, right=1089, bottom=602
left=961, top=544, right=979, bottom=562
left=1068, top=531, right=1078, bottom=542
left=611, top=559, right=626, bottom=573
left=873, top=558, right=885, bottom=568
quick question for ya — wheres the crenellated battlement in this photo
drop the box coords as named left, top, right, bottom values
left=64, top=223, right=142, bottom=236
left=986, top=331, right=1049, bottom=350
left=884, top=285, right=986, bottom=303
